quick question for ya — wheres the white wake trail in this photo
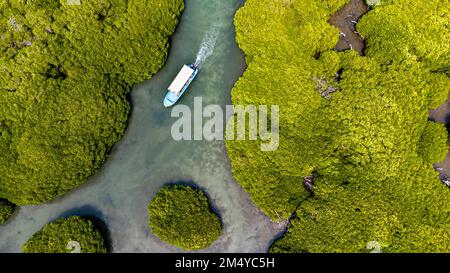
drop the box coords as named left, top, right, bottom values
left=194, top=25, right=220, bottom=68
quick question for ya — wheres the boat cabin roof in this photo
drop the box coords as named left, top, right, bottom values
left=168, top=65, right=195, bottom=94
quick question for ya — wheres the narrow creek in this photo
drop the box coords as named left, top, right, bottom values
left=0, top=0, right=282, bottom=253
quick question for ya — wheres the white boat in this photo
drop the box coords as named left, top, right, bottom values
left=163, top=64, right=199, bottom=107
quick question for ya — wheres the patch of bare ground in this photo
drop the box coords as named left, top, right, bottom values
left=329, top=0, right=369, bottom=56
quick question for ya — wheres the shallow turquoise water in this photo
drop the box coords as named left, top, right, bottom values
left=0, top=0, right=282, bottom=252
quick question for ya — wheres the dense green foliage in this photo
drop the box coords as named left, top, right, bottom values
left=0, top=0, right=184, bottom=205
left=227, top=0, right=450, bottom=252
left=22, top=216, right=107, bottom=253
left=0, top=199, right=14, bottom=224
left=148, top=185, right=222, bottom=250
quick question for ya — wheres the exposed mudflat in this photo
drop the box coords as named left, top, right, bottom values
left=429, top=96, right=450, bottom=183
left=329, top=0, right=369, bottom=56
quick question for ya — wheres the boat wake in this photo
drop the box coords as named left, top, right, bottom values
left=194, top=25, right=220, bottom=68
